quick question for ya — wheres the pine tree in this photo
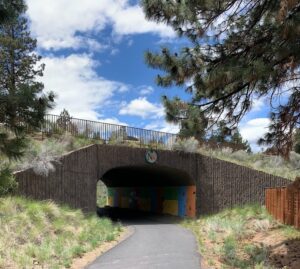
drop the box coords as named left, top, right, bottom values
left=230, top=130, right=251, bottom=153
left=208, top=120, right=251, bottom=152
left=0, top=0, right=25, bottom=24
left=57, top=109, right=72, bottom=131
left=163, top=96, right=207, bottom=141
left=209, top=121, right=231, bottom=144
left=142, top=0, right=300, bottom=159
left=0, top=0, right=54, bottom=159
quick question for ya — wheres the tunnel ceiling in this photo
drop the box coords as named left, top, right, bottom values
left=101, top=165, right=195, bottom=187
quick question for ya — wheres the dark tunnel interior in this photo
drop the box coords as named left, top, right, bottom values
left=101, top=165, right=195, bottom=187
left=97, top=165, right=196, bottom=219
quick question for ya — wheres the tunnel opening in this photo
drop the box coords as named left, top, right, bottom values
left=98, top=165, right=196, bottom=218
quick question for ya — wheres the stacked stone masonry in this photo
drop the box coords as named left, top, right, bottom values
left=14, top=144, right=291, bottom=215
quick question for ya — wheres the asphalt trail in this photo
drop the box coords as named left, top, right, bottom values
left=86, top=209, right=201, bottom=269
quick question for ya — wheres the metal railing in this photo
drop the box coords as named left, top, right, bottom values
left=42, top=114, right=177, bottom=149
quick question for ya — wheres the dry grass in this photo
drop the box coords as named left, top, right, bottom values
left=2, top=133, right=103, bottom=175
left=0, top=196, right=121, bottom=269
left=182, top=205, right=300, bottom=269
left=198, top=147, right=300, bottom=180
left=171, top=138, right=299, bottom=180
left=2, top=133, right=298, bottom=180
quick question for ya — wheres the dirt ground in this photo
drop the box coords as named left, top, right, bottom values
left=201, top=227, right=300, bottom=269
left=254, top=232, right=300, bottom=269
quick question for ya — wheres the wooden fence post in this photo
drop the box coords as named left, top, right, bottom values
left=265, top=178, right=300, bottom=229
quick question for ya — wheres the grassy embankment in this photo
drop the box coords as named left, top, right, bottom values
left=182, top=205, right=300, bottom=269
left=0, top=134, right=120, bottom=268
left=7, top=133, right=298, bottom=180
left=0, top=196, right=121, bottom=269
left=198, top=147, right=300, bottom=180
left=7, top=133, right=103, bottom=173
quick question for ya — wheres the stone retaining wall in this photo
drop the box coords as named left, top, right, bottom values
left=14, top=144, right=291, bottom=215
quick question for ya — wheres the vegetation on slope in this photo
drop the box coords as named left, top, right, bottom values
left=1, top=133, right=101, bottom=171
left=173, top=137, right=300, bottom=180
left=0, top=196, right=121, bottom=268
left=199, top=146, right=300, bottom=180
left=17, top=133, right=297, bottom=181
left=0, top=132, right=104, bottom=195
left=0, top=134, right=121, bottom=268
left=182, top=205, right=300, bottom=269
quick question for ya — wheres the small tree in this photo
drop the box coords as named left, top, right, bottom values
left=209, top=121, right=231, bottom=144
left=230, top=130, right=252, bottom=153
left=56, top=109, right=81, bottom=136
left=57, top=109, right=72, bottom=131
left=108, top=130, right=123, bottom=145
left=208, top=121, right=251, bottom=152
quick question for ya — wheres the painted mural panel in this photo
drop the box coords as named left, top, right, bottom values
left=178, top=186, right=187, bottom=217
left=186, top=186, right=196, bottom=217
left=163, top=200, right=178, bottom=215
left=107, top=185, right=196, bottom=217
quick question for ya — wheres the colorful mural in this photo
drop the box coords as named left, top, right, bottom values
left=107, top=186, right=196, bottom=217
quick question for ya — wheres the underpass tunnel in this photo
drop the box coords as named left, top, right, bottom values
left=99, top=165, right=196, bottom=218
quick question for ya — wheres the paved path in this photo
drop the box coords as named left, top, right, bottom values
left=86, top=214, right=201, bottom=269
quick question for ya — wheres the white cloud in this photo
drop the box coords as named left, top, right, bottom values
left=119, top=97, right=165, bottom=119
left=41, top=54, right=128, bottom=120
left=110, top=48, right=120, bottom=56
left=26, top=0, right=175, bottom=51
left=99, top=118, right=128, bottom=126
left=139, top=86, right=154, bottom=96
left=117, top=85, right=129, bottom=93
left=127, top=39, right=133, bottom=46
left=252, top=98, right=265, bottom=112
left=250, top=96, right=269, bottom=112
left=111, top=5, right=174, bottom=37
left=240, top=118, right=270, bottom=152
left=144, top=121, right=179, bottom=134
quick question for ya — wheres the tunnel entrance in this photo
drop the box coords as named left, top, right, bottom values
left=99, top=165, right=196, bottom=218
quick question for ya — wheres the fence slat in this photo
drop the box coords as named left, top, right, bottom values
left=265, top=185, right=300, bottom=229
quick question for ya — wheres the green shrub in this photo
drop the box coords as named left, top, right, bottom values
left=221, top=235, right=237, bottom=264
left=172, top=137, right=199, bottom=153
left=244, top=244, right=268, bottom=265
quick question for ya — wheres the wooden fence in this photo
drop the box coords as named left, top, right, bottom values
left=265, top=178, right=300, bottom=228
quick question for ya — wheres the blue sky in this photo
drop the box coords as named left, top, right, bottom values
left=26, top=0, right=273, bottom=151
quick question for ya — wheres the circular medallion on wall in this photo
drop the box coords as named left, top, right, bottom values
left=145, top=149, right=158, bottom=164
